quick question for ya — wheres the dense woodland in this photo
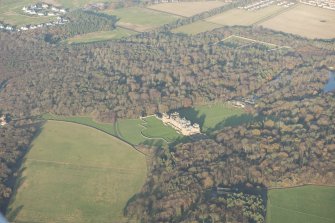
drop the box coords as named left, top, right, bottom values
left=0, top=12, right=335, bottom=222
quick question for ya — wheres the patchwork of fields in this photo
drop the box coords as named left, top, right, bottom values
left=267, top=186, right=335, bottom=223
left=7, top=121, right=147, bottom=223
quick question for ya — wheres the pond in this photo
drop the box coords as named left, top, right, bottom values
left=324, top=71, right=335, bottom=93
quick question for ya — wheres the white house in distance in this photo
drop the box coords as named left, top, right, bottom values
left=0, top=115, right=7, bottom=127
left=159, top=112, right=200, bottom=136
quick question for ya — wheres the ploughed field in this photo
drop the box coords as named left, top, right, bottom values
left=267, top=185, right=335, bottom=223
left=147, top=1, right=227, bottom=17
left=7, top=121, right=147, bottom=223
left=259, top=4, right=335, bottom=39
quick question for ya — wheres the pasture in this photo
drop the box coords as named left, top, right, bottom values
left=66, top=28, right=137, bottom=44
left=267, top=185, right=335, bottom=223
left=205, top=5, right=286, bottom=26
left=259, top=4, right=335, bottom=39
left=148, top=1, right=227, bottom=17
left=6, top=121, right=147, bottom=223
left=172, top=20, right=222, bottom=35
left=104, top=7, right=179, bottom=32
left=177, top=103, right=252, bottom=133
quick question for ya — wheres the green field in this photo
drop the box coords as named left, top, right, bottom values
left=42, top=114, right=117, bottom=135
left=142, top=116, right=181, bottom=142
left=172, top=20, right=222, bottom=35
left=43, top=114, right=180, bottom=146
left=66, top=28, right=137, bottom=44
left=177, top=103, right=252, bottom=132
left=6, top=121, right=147, bottom=223
left=104, top=7, right=180, bottom=32
left=267, top=186, right=335, bottom=223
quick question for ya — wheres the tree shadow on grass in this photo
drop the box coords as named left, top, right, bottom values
left=6, top=205, right=24, bottom=222
left=173, top=107, right=206, bottom=131
left=206, top=113, right=255, bottom=134
left=3, top=121, right=45, bottom=217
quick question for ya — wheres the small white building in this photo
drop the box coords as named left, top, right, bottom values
left=0, top=115, right=7, bottom=126
left=21, top=26, right=28, bottom=31
left=51, top=7, right=60, bottom=12
left=5, top=26, right=13, bottom=31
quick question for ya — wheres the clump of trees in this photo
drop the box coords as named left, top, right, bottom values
left=44, top=10, right=118, bottom=42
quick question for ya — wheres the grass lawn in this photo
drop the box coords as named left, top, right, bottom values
left=205, top=5, right=287, bottom=26
left=142, top=116, right=181, bottom=142
left=177, top=103, right=252, bottom=132
left=267, top=186, right=335, bottom=223
left=0, top=0, right=56, bottom=26
left=104, top=7, right=180, bottom=32
left=172, top=20, right=222, bottom=35
left=66, top=28, right=137, bottom=44
left=6, top=121, right=147, bottom=223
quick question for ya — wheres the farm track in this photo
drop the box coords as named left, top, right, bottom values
left=145, top=7, right=188, bottom=18
left=268, top=203, right=334, bottom=221
left=26, top=158, right=140, bottom=173
left=252, top=3, right=298, bottom=25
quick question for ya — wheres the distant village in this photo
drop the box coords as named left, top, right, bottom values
left=239, top=0, right=295, bottom=11
left=0, top=2, right=69, bottom=33
left=159, top=112, right=201, bottom=136
left=300, top=0, right=335, bottom=10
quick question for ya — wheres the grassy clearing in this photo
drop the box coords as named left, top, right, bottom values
left=205, top=5, right=286, bottom=26
left=267, top=186, right=335, bottom=223
left=0, top=0, right=56, bottom=26
left=142, top=116, right=181, bottom=142
left=6, top=121, right=147, bottom=223
left=104, top=7, right=179, bottom=32
left=148, top=1, right=227, bottom=17
left=66, top=28, right=137, bottom=44
left=259, top=4, right=335, bottom=39
left=177, top=103, right=252, bottom=132
left=172, top=20, right=222, bottom=35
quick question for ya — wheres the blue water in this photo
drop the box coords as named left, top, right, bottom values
left=324, top=72, right=335, bottom=93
